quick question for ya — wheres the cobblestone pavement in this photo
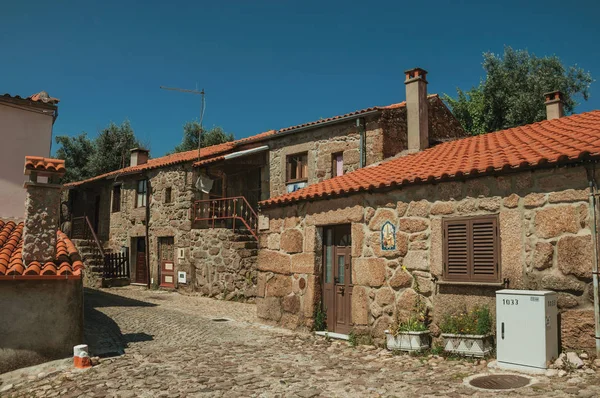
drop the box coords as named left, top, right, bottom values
left=3, top=286, right=600, bottom=397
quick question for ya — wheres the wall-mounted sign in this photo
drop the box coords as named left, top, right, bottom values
left=381, top=221, right=396, bottom=251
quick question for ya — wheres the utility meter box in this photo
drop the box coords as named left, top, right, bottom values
left=496, top=289, right=558, bottom=372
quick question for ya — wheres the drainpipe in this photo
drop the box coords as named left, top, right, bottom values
left=145, top=176, right=152, bottom=289
left=586, top=164, right=600, bottom=356
left=357, top=118, right=365, bottom=168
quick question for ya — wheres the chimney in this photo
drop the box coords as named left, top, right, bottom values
left=22, top=156, right=65, bottom=265
left=130, top=148, right=149, bottom=167
left=405, top=67, right=429, bottom=151
left=544, top=91, right=564, bottom=120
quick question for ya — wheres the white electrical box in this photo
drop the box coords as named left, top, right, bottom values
left=178, top=271, right=187, bottom=284
left=496, top=289, right=558, bottom=372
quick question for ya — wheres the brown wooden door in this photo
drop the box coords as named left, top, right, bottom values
left=159, top=237, right=175, bottom=288
left=134, top=238, right=148, bottom=284
left=323, top=225, right=352, bottom=334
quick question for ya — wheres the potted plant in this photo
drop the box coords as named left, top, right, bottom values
left=385, top=278, right=431, bottom=352
left=439, top=306, right=493, bottom=357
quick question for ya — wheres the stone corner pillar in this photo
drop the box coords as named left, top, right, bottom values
left=21, top=156, right=66, bottom=266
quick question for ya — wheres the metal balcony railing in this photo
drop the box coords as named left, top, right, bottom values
left=193, top=196, right=258, bottom=240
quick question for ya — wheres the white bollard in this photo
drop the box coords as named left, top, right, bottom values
left=73, top=344, right=92, bottom=368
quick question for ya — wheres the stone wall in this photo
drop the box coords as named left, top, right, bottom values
left=22, top=183, right=61, bottom=264
left=267, top=97, right=467, bottom=198
left=89, top=164, right=259, bottom=299
left=0, top=279, right=83, bottom=372
left=190, top=228, right=258, bottom=300
left=257, top=165, right=597, bottom=349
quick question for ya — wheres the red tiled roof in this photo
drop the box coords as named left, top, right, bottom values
left=0, top=220, right=83, bottom=279
left=70, top=96, right=429, bottom=186
left=262, top=110, right=600, bottom=207
left=24, top=156, right=66, bottom=174
left=66, top=141, right=236, bottom=187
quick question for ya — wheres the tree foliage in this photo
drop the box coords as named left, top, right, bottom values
left=444, top=47, right=593, bottom=135
left=87, top=121, right=141, bottom=176
left=169, top=121, right=234, bottom=154
left=54, top=120, right=142, bottom=183
left=55, top=133, right=95, bottom=183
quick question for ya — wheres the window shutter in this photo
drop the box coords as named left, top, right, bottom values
left=471, top=217, right=498, bottom=282
left=301, top=155, right=308, bottom=179
left=286, top=158, right=292, bottom=182
left=443, top=219, right=469, bottom=281
left=443, top=216, right=500, bottom=283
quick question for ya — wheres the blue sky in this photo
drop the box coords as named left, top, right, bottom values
left=1, top=0, right=599, bottom=157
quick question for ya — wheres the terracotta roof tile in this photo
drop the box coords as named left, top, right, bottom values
left=27, top=91, right=60, bottom=105
left=262, top=110, right=600, bottom=206
left=66, top=141, right=236, bottom=187
left=0, top=220, right=83, bottom=279
left=69, top=97, right=429, bottom=186
left=24, top=156, right=66, bottom=174
left=1, top=91, right=59, bottom=105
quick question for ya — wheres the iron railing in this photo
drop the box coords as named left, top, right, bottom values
left=193, top=196, right=258, bottom=240
left=71, top=216, right=129, bottom=279
left=71, top=215, right=106, bottom=273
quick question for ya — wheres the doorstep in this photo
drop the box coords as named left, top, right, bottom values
left=315, top=331, right=349, bottom=341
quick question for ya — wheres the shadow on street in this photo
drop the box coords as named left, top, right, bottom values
left=84, top=288, right=156, bottom=357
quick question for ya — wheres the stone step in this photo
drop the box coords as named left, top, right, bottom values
left=231, top=241, right=258, bottom=250
left=232, top=234, right=258, bottom=242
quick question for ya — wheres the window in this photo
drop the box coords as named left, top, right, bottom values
left=112, top=185, right=121, bottom=212
left=286, top=153, right=308, bottom=183
left=332, top=152, right=344, bottom=177
left=443, top=215, right=500, bottom=283
left=165, top=187, right=172, bottom=204
left=136, top=179, right=147, bottom=208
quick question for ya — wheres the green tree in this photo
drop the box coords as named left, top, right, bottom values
left=55, top=120, right=142, bottom=183
left=88, top=120, right=142, bottom=176
left=54, top=133, right=95, bottom=182
left=169, top=121, right=234, bottom=154
left=444, top=47, right=593, bottom=135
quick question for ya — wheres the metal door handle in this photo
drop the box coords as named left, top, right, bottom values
left=501, top=322, right=504, bottom=340
left=339, top=286, right=345, bottom=295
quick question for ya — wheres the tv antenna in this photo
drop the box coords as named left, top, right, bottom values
left=159, top=85, right=205, bottom=161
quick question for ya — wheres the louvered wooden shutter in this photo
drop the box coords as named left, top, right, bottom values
left=443, top=219, right=469, bottom=281
left=443, top=216, right=499, bottom=282
left=471, top=217, right=499, bottom=282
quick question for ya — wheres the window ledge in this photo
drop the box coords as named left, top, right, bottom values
left=286, top=179, right=308, bottom=184
left=437, top=280, right=505, bottom=287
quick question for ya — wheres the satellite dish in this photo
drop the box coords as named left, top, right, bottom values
left=195, top=174, right=214, bottom=194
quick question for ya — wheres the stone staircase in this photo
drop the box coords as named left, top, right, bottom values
left=71, top=238, right=107, bottom=288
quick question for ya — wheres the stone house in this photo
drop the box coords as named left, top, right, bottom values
left=0, top=91, right=60, bottom=221
left=256, top=87, right=600, bottom=350
left=66, top=68, right=465, bottom=299
left=0, top=157, right=84, bottom=373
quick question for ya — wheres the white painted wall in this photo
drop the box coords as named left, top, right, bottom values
left=0, top=103, right=54, bottom=220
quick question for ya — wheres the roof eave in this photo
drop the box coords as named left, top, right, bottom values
left=260, top=156, right=599, bottom=209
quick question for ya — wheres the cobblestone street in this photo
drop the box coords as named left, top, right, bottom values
left=3, top=286, right=600, bottom=397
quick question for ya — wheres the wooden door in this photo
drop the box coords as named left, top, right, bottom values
left=134, top=238, right=148, bottom=284
left=159, top=237, right=175, bottom=288
left=322, top=225, right=352, bottom=334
